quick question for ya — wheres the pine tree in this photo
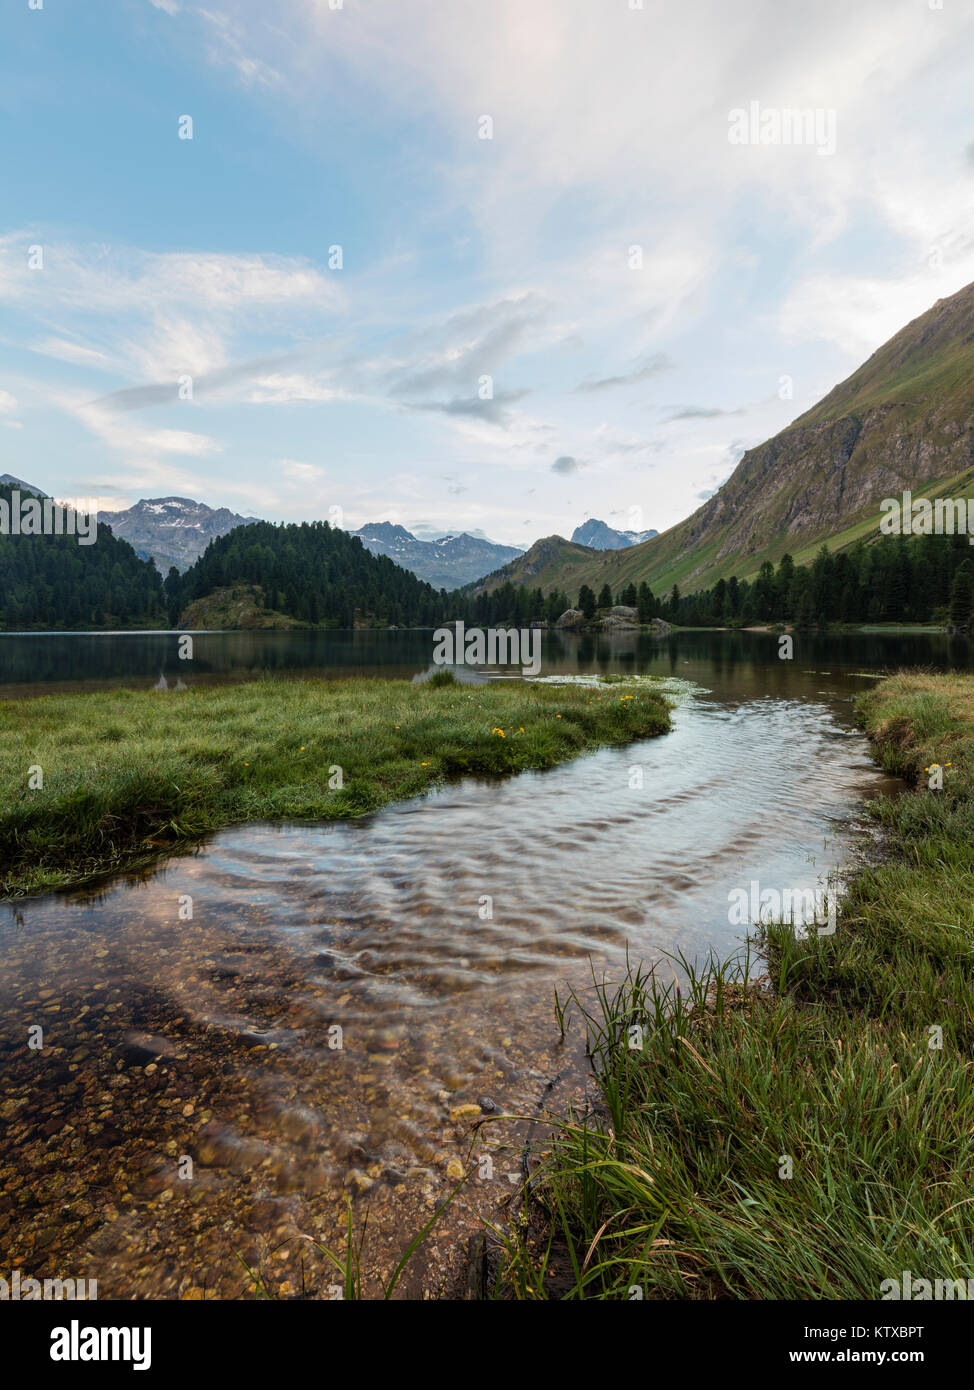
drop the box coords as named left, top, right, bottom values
left=712, top=577, right=727, bottom=620
left=811, top=544, right=836, bottom=623
left=794, top=588, right=815, bottom=629
left=636, top=581, right=654, bottom=622
left=948, top=559, right=974, bottom=631
left=754, top=561, right=776, bottom=619
left=774, top=554, right=794, bottom=620
left=578, top=585, right=596, bottom=618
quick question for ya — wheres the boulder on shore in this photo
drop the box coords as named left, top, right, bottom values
left=557, top=608, right=585, bottom=629
left=602, top=605, right=639, bottom=630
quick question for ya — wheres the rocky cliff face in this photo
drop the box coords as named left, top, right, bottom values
left=658, top=281, right=974, bottom=586
left=678, top=406, right=974, bottom=581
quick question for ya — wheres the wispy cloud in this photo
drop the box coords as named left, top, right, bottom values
left=665, top=404, right=745, bottom=421
left=409, top=388, right=531, bottom=426
left=574, top=354, right=675, bottom=394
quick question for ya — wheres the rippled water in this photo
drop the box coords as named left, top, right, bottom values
left=0, top=635, right=910, bottom=1297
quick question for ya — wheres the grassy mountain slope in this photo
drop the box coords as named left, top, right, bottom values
left=478, top=280, right=974, bottom=599
left=472, top=535, right=605, bottom=594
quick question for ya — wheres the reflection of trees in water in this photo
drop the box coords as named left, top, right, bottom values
left=0, top=629, right=436, bottom=690
left=1, top=627, right=973, bottom=695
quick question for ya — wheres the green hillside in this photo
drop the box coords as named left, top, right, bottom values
left=475, top=280, right=974, bottom=600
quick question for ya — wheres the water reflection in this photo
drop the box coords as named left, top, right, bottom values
left=0, top=625, right=971, bottom=698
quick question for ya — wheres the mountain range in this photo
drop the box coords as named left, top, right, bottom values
left=104, top=497, right=261, bottom=575
left=18, top=274, right=974, bottom=613
left=92, top=499, right=523, bottom=589
left=350, top=521, right=522, bottom=589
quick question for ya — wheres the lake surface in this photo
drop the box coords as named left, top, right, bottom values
left=0, top=629, right=963, bottom=1297
left=1, top=625, right=973, bottom=696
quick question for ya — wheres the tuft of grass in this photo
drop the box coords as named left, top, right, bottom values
left=424, top=667, right=462, bottom=689
left=0, top=675, right=670, bottom=899
left=497, top=670, right=974, bottom=1300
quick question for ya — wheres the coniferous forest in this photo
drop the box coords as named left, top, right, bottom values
left=3, top=488, right=974, bottom=633
left=164, top=520, right=452, bottom=628
left=0, top=484, right=167, bottom=630
left=640, top=533, right=974, bottom=630
left=470, top=533, right=974, bottom=631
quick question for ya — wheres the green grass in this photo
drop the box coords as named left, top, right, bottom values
left=498, top=671, right=974, bottom=1299
left=0, top=672, right=671, bottom=899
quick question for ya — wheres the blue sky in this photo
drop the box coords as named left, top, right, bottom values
left=2, top=0, right=974, bottom=546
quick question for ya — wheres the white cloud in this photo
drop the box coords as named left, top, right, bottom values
left=73, top=396, right=223, bottom=464
left=779, top=261, right=974, bottom=360
left=198, top=9, right=282, bottom=87
left=31, top=337, right=110, bottom=367
left=0, top=239, right=343, bottom=383
left=246, top=374, right=349, bottom=405
left=8, top=0, right=974, bottom=543
left=278, top=459, right=324, bottom=483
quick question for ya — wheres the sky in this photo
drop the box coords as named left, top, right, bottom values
left=1, top=0, right=974, bottom=548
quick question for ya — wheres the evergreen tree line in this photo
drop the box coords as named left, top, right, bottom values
left=570, top=533, right=974, bottom=630
left=0, top=485, right=167, bottom=631
left=5, top=497, right=974, bottom=633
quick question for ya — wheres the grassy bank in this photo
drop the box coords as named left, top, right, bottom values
left=505, top=671, right=974, bottom=1299
left=0, top=674, right=670, bottom=899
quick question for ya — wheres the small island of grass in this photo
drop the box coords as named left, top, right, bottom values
left=0, top=673, right=671, bottom=900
